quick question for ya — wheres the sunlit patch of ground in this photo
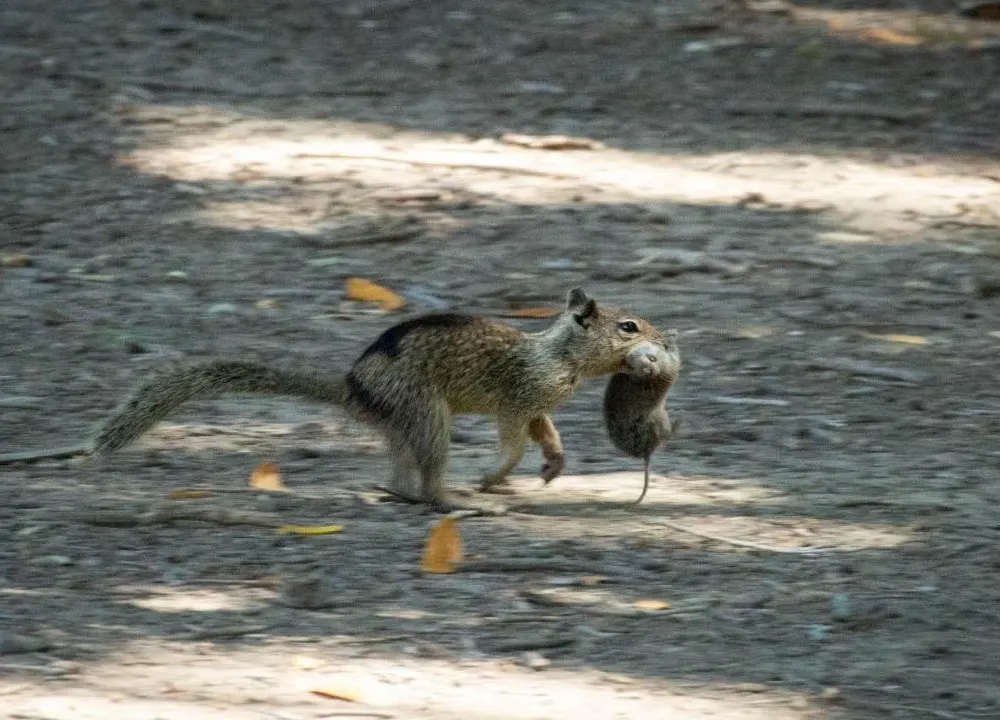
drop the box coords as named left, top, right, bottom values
left=118, top=106, right=1000, bottom=242
left=5, top=644, right=827, bottom=720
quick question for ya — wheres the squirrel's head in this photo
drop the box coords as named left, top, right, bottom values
left=559, top=288, right=679, bottom=379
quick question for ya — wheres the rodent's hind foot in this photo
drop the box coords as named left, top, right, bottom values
left=539, top=451, right=565, bottom=484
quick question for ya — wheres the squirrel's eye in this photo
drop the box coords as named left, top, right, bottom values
left=618, top=320, right=639, bottom=334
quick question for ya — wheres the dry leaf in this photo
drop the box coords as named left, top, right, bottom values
left=860, top=28, right=922, bottom=46
left=310, top=685, right=363, bottom=703
left=420, top=517, right=464, bottom=573
left=862, top=333, right=929, bottom=346
left=167, top=489, right=215, bottom=500
left=250, top=461, right=287, bottom=491
left=634, top=599, right=671, bottom=611
left=345, top=278, right=406, bottom=312
left=733, top=325, right=773, bottom=340
left=278, top=525, right=344, bottom=536
left=1, top=254, right=32, bottom=267
left=579, top=575, right=608, bottom=586
left=507, top=307, right=561, bottom=319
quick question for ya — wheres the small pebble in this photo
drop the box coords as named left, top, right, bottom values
left=519, top=651, right=552, bottom=671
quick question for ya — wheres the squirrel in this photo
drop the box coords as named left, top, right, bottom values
left=1, top=289, right=669, bottom=515
left=603, top=328, right=681, bottom=506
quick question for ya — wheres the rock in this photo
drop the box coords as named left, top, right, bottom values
left=519, top=651, right=552, bottom=670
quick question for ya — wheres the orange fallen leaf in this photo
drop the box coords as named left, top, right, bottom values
left=634, top=599, right=671, bottom=611
left=420, top=517, right=464, bottom=573
left=310, top=686, right=363, bottom=703
left=345, top=278, right=406, bottom=312
left=250, top=461, right=287, bottom=491
left=167, top=489, right=215, bottom=500
left=507, top=307, right=561, bottom=319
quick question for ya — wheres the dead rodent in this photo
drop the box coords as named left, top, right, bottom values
left=2, top=289, right=669, bottom=516
left=603, top=329, right=681, bottom=505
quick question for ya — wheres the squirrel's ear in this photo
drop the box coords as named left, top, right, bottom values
left=567, top=288, right=597, bottom=328
left=566, top=288, right=590, bottom=311
left=573, top=300, right=597, bottom=328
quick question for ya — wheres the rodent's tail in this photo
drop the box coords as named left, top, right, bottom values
left=92, top=361, right=347, bottom=456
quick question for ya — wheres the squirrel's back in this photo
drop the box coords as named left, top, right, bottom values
left=345, top=313, right=574, bottom=420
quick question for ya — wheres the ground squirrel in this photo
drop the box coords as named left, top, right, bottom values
left=603, top=329, right=681, bottom=505
left=3, top=289, right=669, bottom=515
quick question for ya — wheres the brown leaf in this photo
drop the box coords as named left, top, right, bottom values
left=634, top=599, right=671, bottom=611
left=506, top=307, right=561, bottom=319
left=0, top=254, right=32, bottom=267
left=344, top=278, right=406, bottom=312
left=167, top=489, right=215, bottom=500
left=250, top=461, right=287, bottom=491
left=310, top=686, right=363, bottom=703
left=860, top=28, right=922, bottom=46
left=420, top=517, right=464, bottom=573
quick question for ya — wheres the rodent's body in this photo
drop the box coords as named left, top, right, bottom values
left=89, top=289, right=668, bottom=514
left=603, top=330, right=681, bottom=505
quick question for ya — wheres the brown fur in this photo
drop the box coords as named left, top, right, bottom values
left=89, top=289, right=667, bottom=514
left=603, top=330, right=681, bottom=505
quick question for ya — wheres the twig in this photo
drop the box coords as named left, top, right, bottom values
left=457, top=558, right=631, bottom=574
left=775, top=309, right=953, bottom=330
left=175, top=624, right=270, bottom=641
left=757, top=254, right=840, bottom=269
left=651, top=520, right=830, bottom=555
left=337, top=634, right=413, bottom=645
left=301, top=223, right=425, bottom=249
left=724, top=101, right=930, bottom=124
left=807, top=358, right=928, bottom=383
left=58, top=70, right=386, bottom=98
left=887, top=705, right=983, bottom=720
left=293, top=152, right=580, bottom=180
left=174, top=20, right=266, bottom=43
left=169, top=486, right=334, bottom=503
left=710, top=396, right=789, bottom=407
left=72, top=504, right=285, bottom=528
left=0, top=444, right=90, bottom=465
left=486, top=635, right=576, bottom=652
left=372, top=485, right=423, bottom=504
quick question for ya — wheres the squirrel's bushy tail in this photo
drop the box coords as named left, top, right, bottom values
left=92, top=361, right=347, bottom=456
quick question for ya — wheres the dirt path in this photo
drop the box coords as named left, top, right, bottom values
left=2, top=2, right=999, bottom=719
